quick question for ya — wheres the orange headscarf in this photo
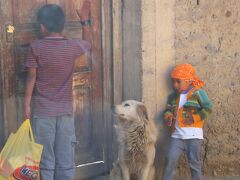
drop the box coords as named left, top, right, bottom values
left=171, top=64, right=204, bottom=88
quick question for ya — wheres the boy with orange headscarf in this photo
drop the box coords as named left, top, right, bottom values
left=163, top=64, right=213, bottom=180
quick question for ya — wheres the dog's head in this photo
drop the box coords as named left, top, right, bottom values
left=113, top=100, right=149, bottom=122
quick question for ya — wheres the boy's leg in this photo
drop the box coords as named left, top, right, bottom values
left=31, top=116, right=57, bottom=180
left=163, top=138, right=184, bottom=180
left=54, top=115, right=76, bottom=180
left=185, top=139, right=203, bottom=180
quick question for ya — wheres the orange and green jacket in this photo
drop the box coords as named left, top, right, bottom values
left=164, top=87, right=213, bottom=131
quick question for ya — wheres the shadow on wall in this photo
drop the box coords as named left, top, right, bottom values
left=153, top=110, right=171, bottom=180
left=153, top=66, right=175, bottom=179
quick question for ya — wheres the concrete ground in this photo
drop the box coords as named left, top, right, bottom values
left=92, top=175, right=240, bottom=180
left=177, top=176, right=240, bottom=180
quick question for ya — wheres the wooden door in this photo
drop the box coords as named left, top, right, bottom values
left=0, top=0, right=108, bottom=179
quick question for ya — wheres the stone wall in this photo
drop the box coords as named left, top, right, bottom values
left=175, top=0, right=240, bottom=176
left=141, top=0, right=240, bottom=178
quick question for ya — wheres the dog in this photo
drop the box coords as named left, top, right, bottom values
left=111, top=100, right=158, bottom=180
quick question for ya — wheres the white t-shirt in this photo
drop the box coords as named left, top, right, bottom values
left=171, top=92, right=203, bottom=139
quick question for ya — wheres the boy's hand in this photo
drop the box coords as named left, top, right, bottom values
left=76, top=0, right=91, bottom=20
left=165, top=114, right=175, bottom=127
left=25, top=105, right=31, bottom=119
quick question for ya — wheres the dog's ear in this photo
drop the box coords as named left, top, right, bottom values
left=137, top=104, right=149, bottom=121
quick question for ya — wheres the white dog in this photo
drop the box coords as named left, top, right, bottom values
left=111, top=100, right=158, bottom=180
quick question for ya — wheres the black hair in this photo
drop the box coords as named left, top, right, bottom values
left=37, top=4, right=65, bottom=33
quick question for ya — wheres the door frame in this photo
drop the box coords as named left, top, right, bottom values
left=101, top=0, right=115, bottom=172
left=0, top=0, right=118, bottom=174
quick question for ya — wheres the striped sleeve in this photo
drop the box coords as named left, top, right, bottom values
left=25, top=43, right=39, bottom=68
left=72, top=40, right=91, bottom=60
left=163, top=92, right=177, bottom=120
left=196, top=90, right=213, bottom=120
left=78, top=40, right=91, bottom=52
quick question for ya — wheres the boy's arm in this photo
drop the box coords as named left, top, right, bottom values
left=25, top=67, right=36, bottom=119
left=164, top=106, right=174, bottom=120
left=76, top=0, right=92, bottom=43
left=196, top=90, right=213, bottom=120
left=164, top=93, right=177, bottom=117
left=163, top=93, right=177, bottom=126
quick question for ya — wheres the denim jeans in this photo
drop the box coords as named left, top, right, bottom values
left=163, top=138, right=203, bottom=180
left=31, top=115, right=76, bottom=180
